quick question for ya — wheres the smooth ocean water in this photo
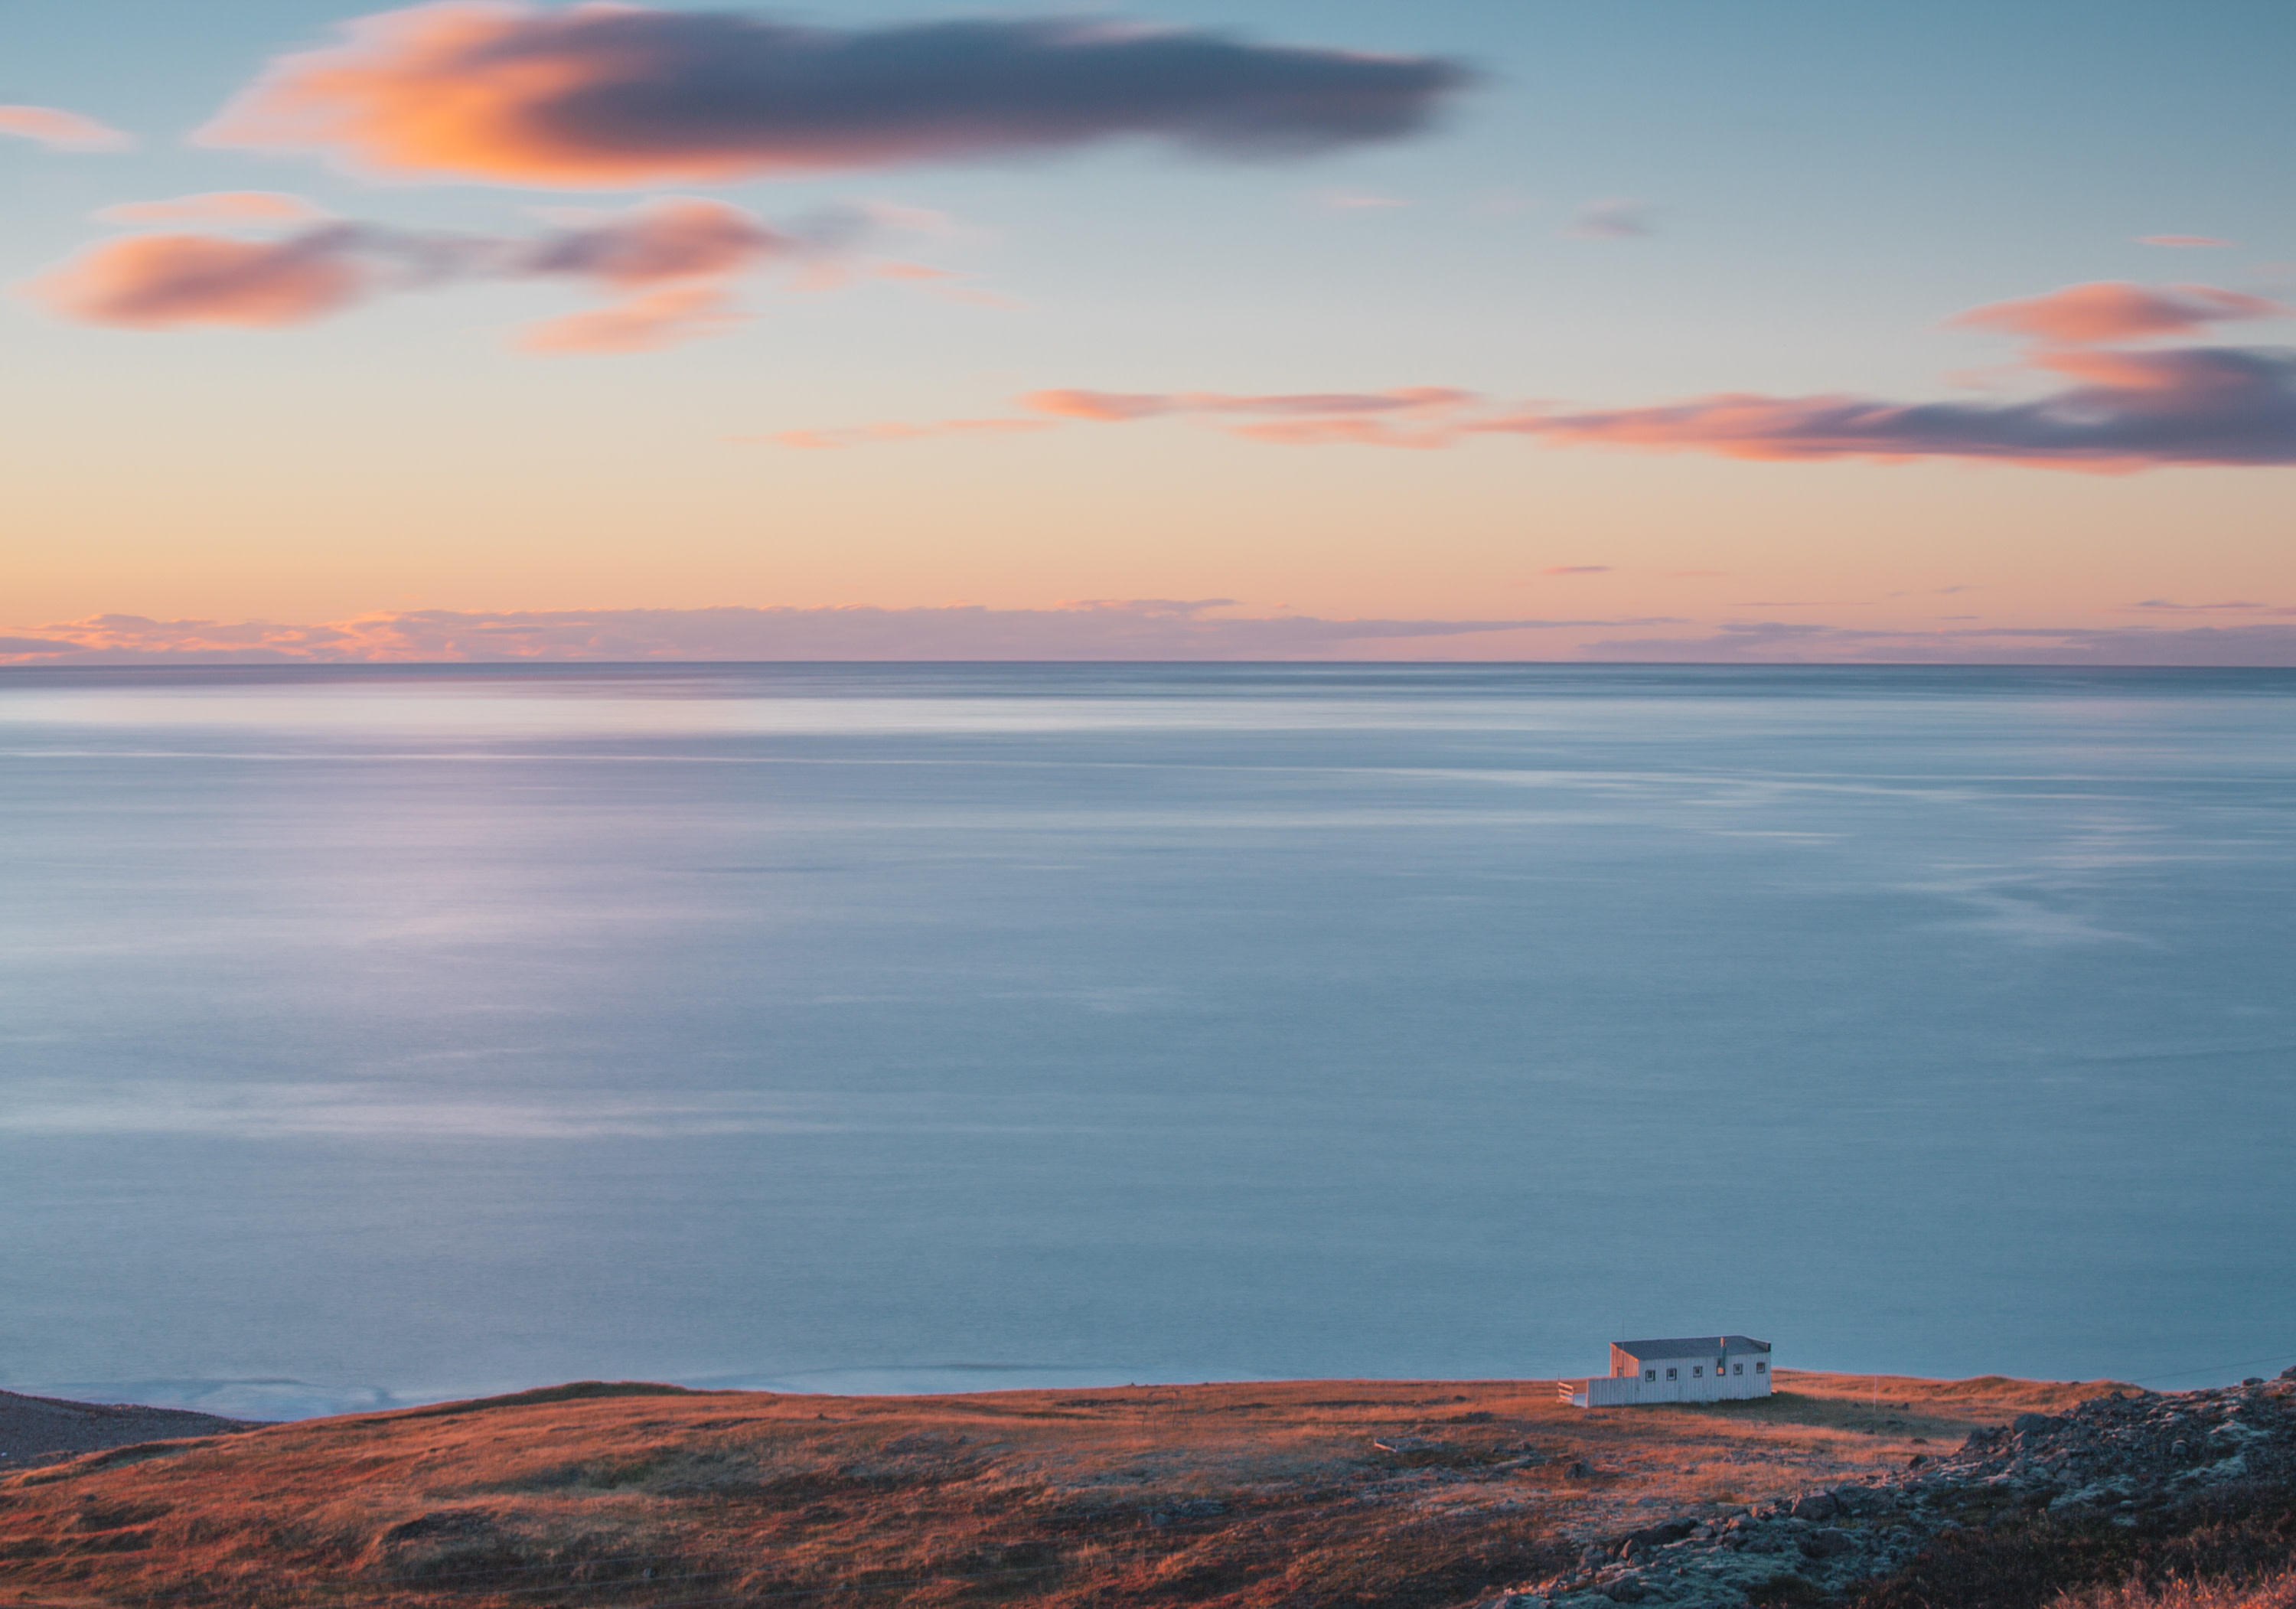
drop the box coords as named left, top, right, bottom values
left=2, top=664, right=2292, bottom=1419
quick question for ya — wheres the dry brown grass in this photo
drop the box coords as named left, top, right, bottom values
left=2056, top=1572, right=2296, bottom=1609
left=0, top=1371, right=2128, bottom=1608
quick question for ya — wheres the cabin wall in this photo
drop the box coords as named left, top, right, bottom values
left=1587, top=1349, right=1776, bottom=1405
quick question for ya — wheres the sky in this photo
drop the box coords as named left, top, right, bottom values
left=3, top=0, right=2293, bottom=663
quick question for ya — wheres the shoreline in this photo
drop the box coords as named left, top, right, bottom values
left=14, top=1358, right=2219, bottom=1428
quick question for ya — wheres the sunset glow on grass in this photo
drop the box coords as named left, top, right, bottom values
left=0, top=1373, right=2117, bottom=1607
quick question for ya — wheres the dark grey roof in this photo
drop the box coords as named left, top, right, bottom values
left=1613, top=1336, right=1771, bottom=1360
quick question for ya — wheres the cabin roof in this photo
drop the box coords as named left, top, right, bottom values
left=1613, top=1336, right=1771, bottom=1360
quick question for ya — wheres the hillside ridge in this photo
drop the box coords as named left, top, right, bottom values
left=2, top=1370, right=2281, bottom=1609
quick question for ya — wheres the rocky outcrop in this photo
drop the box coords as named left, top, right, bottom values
left=1480, top=1371, right=2296, bottom=1609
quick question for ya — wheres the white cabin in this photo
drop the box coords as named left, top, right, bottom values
left=1558, top=1335, right=1774, bottom=1408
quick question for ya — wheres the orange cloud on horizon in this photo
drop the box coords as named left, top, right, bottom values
left=0, top=602, right=1632, bottom=665
left=11, top=605, right=2296, bottom=668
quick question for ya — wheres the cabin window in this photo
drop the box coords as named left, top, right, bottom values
left=1644, top=1369, right=1656, bottom=1382
left=1734, top=1364, right=1744, bottom=1375
left=1755, top=1361, right=1766, bottom=1373
left=1666, top=1368, right=1678, bottom=1380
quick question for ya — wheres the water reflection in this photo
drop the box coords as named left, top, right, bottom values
left=2, top=664, right=2291, bottom=1414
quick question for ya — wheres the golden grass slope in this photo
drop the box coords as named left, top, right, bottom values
left=0, top=1371, right=2129, bottom=1609
left=2060, top=1568, right=2296, bottom=1609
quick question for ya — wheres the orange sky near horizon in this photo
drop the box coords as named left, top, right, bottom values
left=4, top=0, right=2292, bottom=663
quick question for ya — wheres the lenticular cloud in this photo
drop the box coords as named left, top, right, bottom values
left=198, top=2, right=1470, bottom=187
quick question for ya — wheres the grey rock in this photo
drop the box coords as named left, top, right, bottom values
left=1479, top=1376, right=2296, bottom=1609
left=1623, top=1519, right=1698, bottom=1553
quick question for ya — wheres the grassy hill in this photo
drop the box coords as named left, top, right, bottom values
left=0, top=1371, right=2223, bottom=1608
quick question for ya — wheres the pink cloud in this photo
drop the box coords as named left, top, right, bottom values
left=1023, top=389, right=1179, bottom=422
left=1569, top=620, right=2296, bottom=666
left=1541, top=566, right=1611, bottom=575
left=862, top=258, right=1011, bottom=306
left=1218, top=387, right=1475, bottom=416
left=93, top=191, right=329, bottom=226
left=1946, top=280, right=2285, bottom=344
left=23, top=230, right=373, bottom=328
left=2123, top=599, right=2282, bottom=612
left=0, top=615, right=360, bottom=659
left=1476, top=344, right=2296, bottom=469
left=775, top=282, right=2296, bottom=471
left=519, top=197, right=792, bottom=286
left=197, top=3, right=1468, bottom=188
left=0, top=104, right=133, bottom=152
left=781, top=387, right=1478, bottom=447
left=22, top=197, right=864, bottom=349
left=839, top=348, right=2296, bottom=465
left=519, top=282, right=750, bottom=353
left=0, top=602, right=1658, bottom=664
left=15, top=605, right=2296, bottom=666
left=2136, top=235, right=2235, bottom=249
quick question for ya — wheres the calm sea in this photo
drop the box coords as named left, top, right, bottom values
left=2, top=664, right=2291, bottom=1418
